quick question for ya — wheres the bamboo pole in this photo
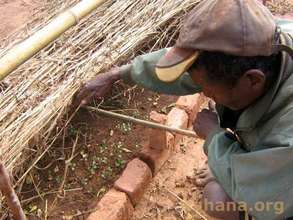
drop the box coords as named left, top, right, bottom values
left=0, top=0, right=107, bottom=81
left=86, top=106, right=198, bottom=138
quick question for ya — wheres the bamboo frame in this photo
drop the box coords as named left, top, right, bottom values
left=0, top=0, right=107, bottom=81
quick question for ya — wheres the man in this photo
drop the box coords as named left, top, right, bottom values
left=75, top=0, right=293, bottom=219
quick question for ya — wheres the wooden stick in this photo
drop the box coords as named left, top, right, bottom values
left=86, top=106, right=198, bottom=138
left=0, top=163, right=26, bottom=220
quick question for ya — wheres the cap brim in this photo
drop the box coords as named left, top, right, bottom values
left=155, top=47, right=199, bottom=82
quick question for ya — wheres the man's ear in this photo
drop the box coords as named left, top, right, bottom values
left=242, top=69, right=266, bottom=90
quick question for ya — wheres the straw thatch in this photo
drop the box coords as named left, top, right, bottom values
left=0, top=0, right=201, bottom=193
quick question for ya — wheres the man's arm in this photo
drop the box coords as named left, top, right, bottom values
left=119, top=48, right=201, bottom=95
left=75, top=48, right=201, bottom=106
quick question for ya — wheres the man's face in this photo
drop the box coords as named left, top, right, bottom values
left=189, top=69, right=266, bottom=110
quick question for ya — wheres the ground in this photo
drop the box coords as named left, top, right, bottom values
left=0, top=0, right=40, bottom=40
left=132, top=137, right=212, bottom=220
left=21, top=89, right=177, bottom=219
left=0, top=0, right=292, bottom=220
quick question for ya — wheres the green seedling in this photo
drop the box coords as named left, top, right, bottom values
left=116, top=122, right=132, bottom=134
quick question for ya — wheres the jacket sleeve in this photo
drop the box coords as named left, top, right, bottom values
left=207, top=131, right=293, bottom=220
left=119, top=48, right=202, bottom=95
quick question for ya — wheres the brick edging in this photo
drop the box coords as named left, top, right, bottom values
left=87, top=94, right=206, bottom=220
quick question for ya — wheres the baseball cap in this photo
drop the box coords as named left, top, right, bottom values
left=155, top=0, right=293, bottom=82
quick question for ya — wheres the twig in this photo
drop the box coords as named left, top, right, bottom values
left=52, top=208, right=98, bottom=218
left=58, top=133, right=79, bottom=197
left=86, top=106, right=198, bottom=138
left=29, top=173, right=43, bottom=202
left=21, top=187, right=83, bottom=203
left=49, top=133, right=79, bottom=213
left=0, top=163, right=26, bottom=220
left=44, top=199, right=48, bottom=220
left=165, top=187, right=207, bottom=220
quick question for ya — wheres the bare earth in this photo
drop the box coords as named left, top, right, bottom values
left=0, top=0, right=39, bottom=40
left=131, top=136, right=214, bottom=220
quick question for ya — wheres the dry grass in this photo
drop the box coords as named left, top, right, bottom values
left=0, top=0, right=201, bottom=214
left=266, top=0, right=293, bottom=15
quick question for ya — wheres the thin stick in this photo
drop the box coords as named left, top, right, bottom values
left=0, top=163, right=26, bottom=220
left=165, top=187, right=207, bottom=220
left=21, top=187, right=83, bottom=203
left=58, top=133, right=79, bottom=196
left=86, top=106, right=198, bottom=138
left=44, top=199, right=48, bottom=220
left=29, top=173, right=43, bottom=202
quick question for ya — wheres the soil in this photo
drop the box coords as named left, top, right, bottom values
left=0, top=0, right=292, bottom=220
left=0, top=0, right=40, bottom=40
left=131, top=137, right=214, bottom=220
left=20, top=87, right=177, bottom=219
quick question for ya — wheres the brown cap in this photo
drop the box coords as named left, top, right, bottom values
left=156, top=0, right=292, bottom=82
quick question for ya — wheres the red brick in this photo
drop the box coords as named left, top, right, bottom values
left=150, top=111, right=167, bottom=124
left=148, top=128, right=167, bottom=150
left=138, top=144, right=171, bottom=176
left=176, top=94, right=206, bottom=126
left=87, top=189, right=133, bottom=220
left=149, top=111, right=168, bottom=150
left=114, top=158, right=152, bottom=206
left=166, top=107, right=189, bottom=144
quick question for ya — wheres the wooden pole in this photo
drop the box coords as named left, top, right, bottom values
left=86, top=106, right=198, bottom=138
left=0, top=0, right=107, bottom=81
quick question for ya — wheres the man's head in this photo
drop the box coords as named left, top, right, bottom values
left=155, top=0, right=292, bottom=110
left=188, top=51, right=280, bottom=110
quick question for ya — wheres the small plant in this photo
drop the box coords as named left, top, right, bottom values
left=68, top=125, right=78, bottom=136
left=80, top=150, right=88, bottom=161
left=25, top=204, right=42, bottom=217
left=69, top=162, right=76, bottom=171
left=115, top=158, right=126, bottom=168
left=89, top=160, right=99, bottom=174
left=101, top=166, right=113, bottom=180
left=81, top=177, right=89, bottom=186
left=99, top=141, right=108, bottom=153
left=101, top=157, right=108, bottom=165
left=116, top=122, right=132, bottom=134
left=131, top=110, right=141, bottom=118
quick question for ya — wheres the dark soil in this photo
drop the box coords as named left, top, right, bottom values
left=21, top=84, right=177, bottom=219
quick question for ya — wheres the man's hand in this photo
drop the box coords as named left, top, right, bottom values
left=74, top=68, right=120, bottom=107
left=193, top=109, right=219, bottom=139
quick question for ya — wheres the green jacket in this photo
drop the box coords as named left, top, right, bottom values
left=120, top=19, right=293, bottom=220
